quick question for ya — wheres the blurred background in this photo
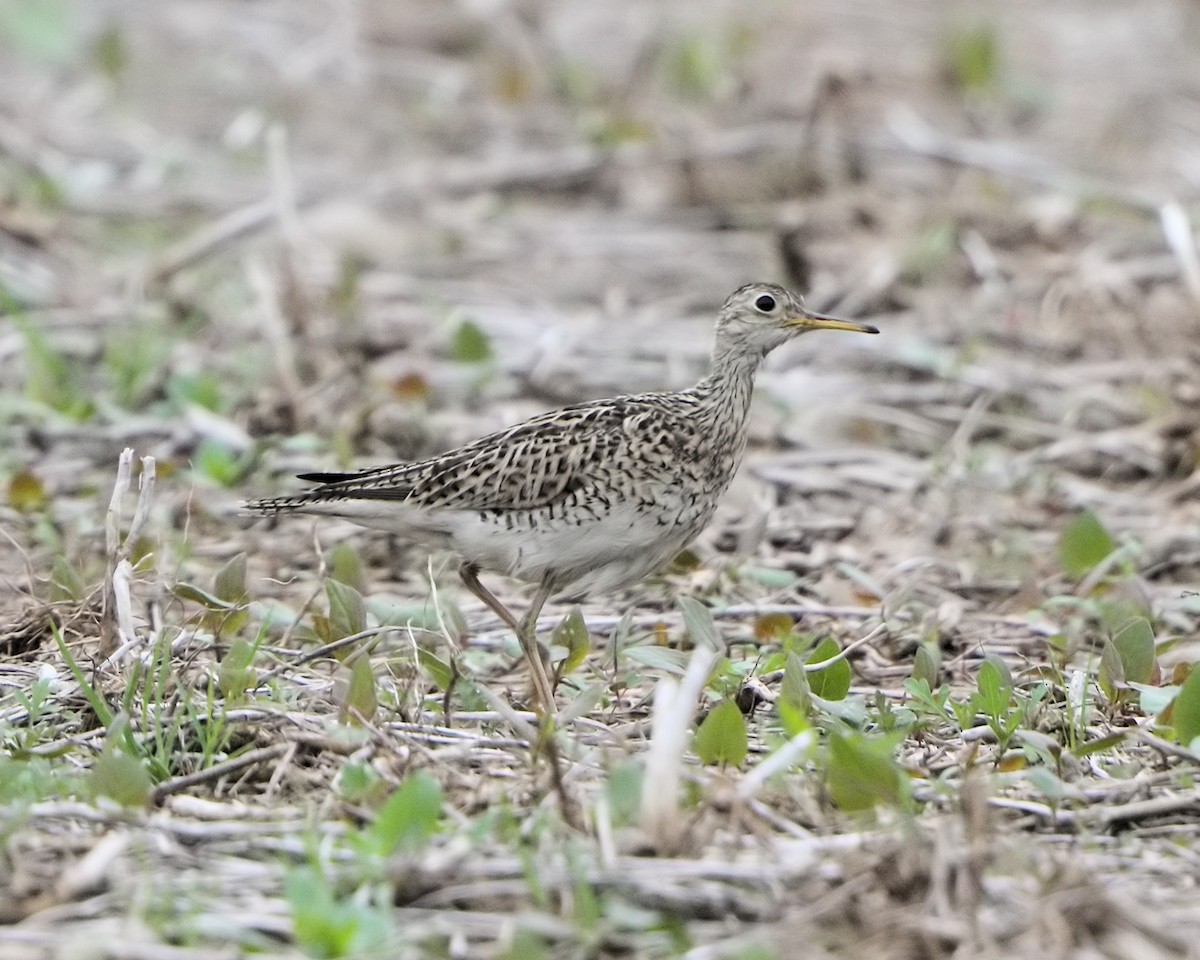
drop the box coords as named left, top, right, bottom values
left=3, top=0, right=1200, bottom=605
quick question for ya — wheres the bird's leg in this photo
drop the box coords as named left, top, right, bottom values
left=459, top=562, right=522, bottom=634
left=458, top=563, right=556, bottom=714
left=519, top=581, right=557, bottom=717
left=458, top=568, right=574, bottom=822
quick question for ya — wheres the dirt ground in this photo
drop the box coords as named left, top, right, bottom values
left=3, top=1, right=1200, bottom=958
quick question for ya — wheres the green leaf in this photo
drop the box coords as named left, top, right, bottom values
left=7, top=469, right=47, bottom=513
left=327, top=542, right=366, bottom=594
left=780, top=651, right=810, bottom=713
left=339, top=657, right=377, bottom=725
left=1058, top=510, right=1116, bottom=579
left=337, top=760, right=391, bottom=807
left=214, top=552, right=248, bottom=604
left=1098, top=640, right=1125, bottom=701
left=449, top=318, right=492, bottom=363
left=1173, top=667, right=1200, bottom=747
left=217, top=636, right=257, bottom=701
left=826, top=730, right=906, bottom=812
left=664, top=33, right=725, bottom=101
left=912, top=643, right=940, bottom=688
left=174, top=582, right=238, bottom=611
left=211, top=552, right=249, bottom=636
left=777, top=699, right=810, bottom=738
left=49, top=555, right=85, bottom=602
left=1111, top=618, right=1156, bottom=685
left=807, top=637, right=852, bottom=700
left=1071, top=732, right=1127, bottom=758
left=624, top=644, right=689, bottom=675
left=11, top=310, right=91, bottom=417
left=943, top=23, right=999, bottom=93
left=560, top=681, right=605, bottom=724
left=416, top=648, right=453, bottom=691
left=368, top=771, right=442, bottom=856
left=1130, top=682, right=1176, bottom=717
left=193, top=439, right=244, bottom=486
left=679, top=596, right=721, bottom=650
left=738, top=565, right=798, bottom=589
left=92, top=24, right=126, bottom=81
left=605, top=761, right=643, bottom=826
left=693, top=699, right=748, bottom=767
left=286, top=868, right=391, bottom=958
left=327, top=578, right=367, bottom=639
left=552, top=607, right=590, bottom=675
left=975, top=658, right=1011, bottom=718
left=90, top=751, right=151, bottom=808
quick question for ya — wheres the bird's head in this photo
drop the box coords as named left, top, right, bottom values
left=714, top=282, right=878, bottom=358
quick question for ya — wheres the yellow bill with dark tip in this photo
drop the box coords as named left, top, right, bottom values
left=786, top=309, right=879, bottom=334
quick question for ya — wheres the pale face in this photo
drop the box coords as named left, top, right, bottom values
left=714, top=283, right=878, bottom=356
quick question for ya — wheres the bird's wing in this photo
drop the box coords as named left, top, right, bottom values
left=264, top=393, right=693, bottom=513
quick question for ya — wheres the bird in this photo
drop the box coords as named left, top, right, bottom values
left=245, top=283, right=879, bottom=713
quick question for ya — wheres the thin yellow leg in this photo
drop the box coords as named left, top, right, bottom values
left=459, top=563, right=521, bottom=634
left=519, top=582, right=557, bottom=716
left=459, top=564, right=556, bottom=714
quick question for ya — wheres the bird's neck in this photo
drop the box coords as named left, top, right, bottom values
left=693, top=342, right=765, bottom=435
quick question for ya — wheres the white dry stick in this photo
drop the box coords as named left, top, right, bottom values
left=1159, top=201, right=1200, bottom=312
left=106, top=448, right=134, bottom=556
left=149, top=196, right=276, bottom=284
left=804, top=622, right=886, bottom=672
left=102, top=451, right=157, bottom=661
left=100, top=448, right=135, bottom=656
left=736, top=728, right=816, bottom=803
left=638, top=645, right=717, bottom=853
left=110, top=559, right=136, bottom=651
left=53, top=829, right=130, bottom=902
left=246, top=256, right=304, bottom=412
left=123, top=456, right=156, bottom=551
left=267, top=124, right=303, bottom=252
left=427, top=556, right=464, bottom=655
left=594, top=792, right=618, bottom=871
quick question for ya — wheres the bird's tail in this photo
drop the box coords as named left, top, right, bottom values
left=242, top=486, right=452, bottom=538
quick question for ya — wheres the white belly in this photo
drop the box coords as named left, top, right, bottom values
left=447, top=499, right=708, bottom=597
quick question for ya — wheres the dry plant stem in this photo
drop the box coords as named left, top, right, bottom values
left=639, top=645, right=718, bottom=854
left=101, top=449, right=157, bottom=657
left=1159, top=201, right=1200, bottom=310
left=474, top=684, right=579, bottom=829
left=246, top=256, right=304, bottom=417
left=149, top=196, right=276, bottom=283
left=150, top=744, right=291, bottom=805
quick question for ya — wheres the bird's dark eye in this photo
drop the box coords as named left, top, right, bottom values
left=754, top=294, right=776, bottom=313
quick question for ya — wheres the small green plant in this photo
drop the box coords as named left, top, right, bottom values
left=286, top=867, right=392, bottom=959
left=192, top=439, right=257, bottom=487
left=104, top=319, right=172, bottom=410
left=694, top=699, right=748, bottom=767
left=1174, top=668, right=1200, bottom=749
left=825, top=728, right=909, bottom=813
left=448, top=315, right=492, bottom=363
left=351, top=770, right=443, bottom=859
left=11, top=311, right=94, bottom=420
left=965, top=659, right=1023, bottom=760
left=941, top=22, right=1000, bottom=94
left=551, top=607, right=590, bottom=684
left=1058, top=510, right=1117, bottom=580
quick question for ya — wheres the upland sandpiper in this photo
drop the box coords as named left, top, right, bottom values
left=245, top=283, right=878, bottom=711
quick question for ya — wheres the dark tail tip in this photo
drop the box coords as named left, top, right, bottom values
left=296, top=471, right=357, bottom=484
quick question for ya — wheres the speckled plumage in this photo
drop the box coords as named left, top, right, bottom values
left=246, top=283, right=877, bottom=707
